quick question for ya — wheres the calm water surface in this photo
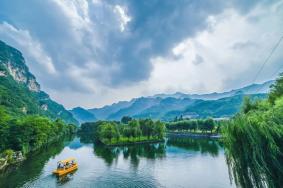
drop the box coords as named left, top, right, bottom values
left=0, top=136, right=235, bottom=188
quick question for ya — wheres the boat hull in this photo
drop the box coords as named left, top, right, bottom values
left=53, top=164, right=78, bottom=176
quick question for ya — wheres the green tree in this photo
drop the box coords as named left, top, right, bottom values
left=0, top=106, right=10, bottom=150
left=205, top=118, right=214, bottom=133
left=99, top=123, right=118, bottom=143
left=223, top=73, right=283, bottom=188
left=128, top=120, right=141, bottom=138
left=140, top=119, right=154, bottom=138
left=121, top=116, right=132, bottom=124
left=269, top=73, right=283, bottom=104
left=153, top=121, right=165, bottom=139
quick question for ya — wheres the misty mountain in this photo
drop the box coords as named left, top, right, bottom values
left=88, top=100, right=134, bottom=119
left=107, top=97, right=162, bottom=120
left=70, top=107, right=96, bottom=124
left=163, top=94, right=266, bottom=120
left=153, top=80, right=273, bottom=100
left=71, top=80, right=273, bottom=123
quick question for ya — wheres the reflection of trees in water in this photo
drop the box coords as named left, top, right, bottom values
left=0, top=135, right=74, bottom=188
left=79, top=133, right=95, bottom=144
left=93, top=143, right=166, bottom=166
left=93, top=144, right=120, bottom=165
left=166, top=137, right=221, bottom=156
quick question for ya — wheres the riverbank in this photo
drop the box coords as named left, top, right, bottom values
left=100, top=136, right=165, bottom=146
left=0, top=150, right=25, bottom=172
left=0, top=134, right=76, bottom=173
left=166, top=131, right=221, bottom=138
left=0, top=135, right=233, bottom=188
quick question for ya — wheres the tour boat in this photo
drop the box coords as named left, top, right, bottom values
left=53, top=158, right=78, bottom=176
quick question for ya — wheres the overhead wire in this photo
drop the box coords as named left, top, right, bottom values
left=246, top=35, right=283, bottom=94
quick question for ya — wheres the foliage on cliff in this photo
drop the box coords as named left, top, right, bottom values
left=0, top=40, right=78, bottom=125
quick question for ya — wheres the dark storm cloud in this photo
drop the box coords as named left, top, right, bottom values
left=0, top=0, right=276, bottom=92
left=106, top=0, right=227, bottom=84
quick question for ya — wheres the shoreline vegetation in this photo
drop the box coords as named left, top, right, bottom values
left=0, top=107, right=77, bottom=172
left=79, top=117, right=166, bottom=146
left=79, top=117, right=223, bottom=146
left=165, top=118, right=223, bottom=138
left=222, top=73, right=283, bottom=188
left=102, top=138, right=164, bottom=147
left=166, top=132, right=221, bottom=138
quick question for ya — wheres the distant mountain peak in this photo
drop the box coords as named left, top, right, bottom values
left=72, top=80, right=273, bottom=123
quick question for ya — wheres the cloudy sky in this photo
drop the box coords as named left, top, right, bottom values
left=0, top=0, right=282, bottom=109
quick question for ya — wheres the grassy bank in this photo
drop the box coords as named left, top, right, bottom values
left=166, top=131, right=221, bottom=138
left=100, top=136, right=164, bottom=146
left=166, top=118, right=224, bottom=134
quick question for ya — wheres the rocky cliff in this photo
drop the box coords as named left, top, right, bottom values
left=0, top=40, right=78, bottom=125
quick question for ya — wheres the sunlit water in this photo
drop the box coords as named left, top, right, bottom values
left=0, top=136, right=235, bottom=188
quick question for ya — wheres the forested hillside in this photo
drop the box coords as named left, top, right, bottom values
left=71, top=93, right=267, bottom=122
left=0, top=41, right=78, bottom=125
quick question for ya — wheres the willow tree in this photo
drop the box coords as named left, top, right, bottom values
left=223, top=75, right=283, bottom=188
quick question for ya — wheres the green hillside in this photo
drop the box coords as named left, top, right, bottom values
left=70, top=107, right=96, bottom=124
left=0, top=41, right=78, bottom=125
left=182, top=94, right=267, bottom=118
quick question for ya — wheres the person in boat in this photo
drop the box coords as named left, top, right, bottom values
left=57, top=163, right=64, bottom=169
left=53, top=158, right=78, bottom=176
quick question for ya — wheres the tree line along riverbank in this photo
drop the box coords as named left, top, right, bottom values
left=79, top=115, right=224, bottom=147
left=79, top=118, right=166, bottom=146
left=0, top=108, right=77, bottom=171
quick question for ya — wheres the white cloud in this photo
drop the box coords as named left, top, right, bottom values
left=50, top=0, right=96, bottom=44
left=38, top=2, right=283, bottom=108
left=0, top=22, right=57, bottom=74
left=0, top=0, right=282, bottom=109
left=142, top=4, right=283, bottom=95
left=114, top=5, right=131, bottom=32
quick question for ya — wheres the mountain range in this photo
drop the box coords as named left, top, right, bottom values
left=0, top=40, right=78, bottom=125
left=70, top=80, right=273, bottom=123
left=0, top=40, right=272, bottom=125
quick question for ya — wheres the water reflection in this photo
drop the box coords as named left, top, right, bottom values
left=93, top=143, right=166, bottom=167
left=0, top=135, right=234, bottom=188
left=79, top=133, right=95, bottom=144
left=56, top=170, right=77, bottom=186
left=0, top=136, right=74, bottom=188
left=166, top=136, right=221, bottom=156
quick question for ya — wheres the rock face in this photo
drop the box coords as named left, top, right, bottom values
left=41, top=104, right=48, bottom=111
left=27, top=78, right=40, bottom=92
left=0, top=40, right=79, bottom=125
left=0, top=151, right=25, bottom=171
left=5, top=57, right=40, bottom=92
left=7, top=62, right=28, bottom=83
left=0, top=71, right=6, bottom=77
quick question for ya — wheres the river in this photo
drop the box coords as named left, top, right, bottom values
left=0, top=136, right=235, bottom=188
